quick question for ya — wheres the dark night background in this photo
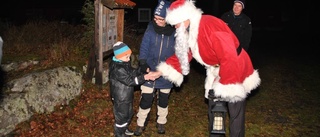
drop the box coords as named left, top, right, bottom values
left=0, top=0, right=318, bottom=59
left=0, top=1, right=319, bottom=136
left=0, top=0, right=316, bottom=33
left=0, top=0, right=86, bottom=24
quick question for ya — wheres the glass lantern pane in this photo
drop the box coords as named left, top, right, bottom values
left=213, top=113, right=223, bottom=130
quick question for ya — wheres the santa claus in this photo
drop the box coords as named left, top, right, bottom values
left=150, top=0, right=261, bottom=136
left=154, top=0, right=261, bottom=103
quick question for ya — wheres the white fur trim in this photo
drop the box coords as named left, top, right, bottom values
left=213, top=81, right=246, bottom=103
left=204, top=66, right=219, bottom=98
left=209, top=69, right=261, bottom=103
left=165, top=0, right=202, bottom=25
left=243, top=70, right=261, bottom=92
left=157, top=62, right=184, bottom=86
left=180, top=4, right=205, bottom=66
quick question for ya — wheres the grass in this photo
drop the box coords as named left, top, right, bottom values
left=1, top=20, right=319, bottom=137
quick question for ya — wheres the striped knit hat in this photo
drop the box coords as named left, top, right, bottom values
left=113, top=41, right=132, bottom=59
left=234, top=0, right=245, bottom=9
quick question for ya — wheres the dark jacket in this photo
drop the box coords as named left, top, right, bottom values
left=109, top=60, right=145, bottom=103
left=139, top=21, right=175, bottom=89
left=221, top=10, right=252, bottom=51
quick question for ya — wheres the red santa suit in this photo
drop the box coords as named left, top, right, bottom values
left=157, top=0, right=261, bottom=103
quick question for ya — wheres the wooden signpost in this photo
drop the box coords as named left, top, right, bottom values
left=84, top=0, right=136, bottom=87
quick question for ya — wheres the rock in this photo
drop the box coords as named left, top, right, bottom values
left=0, top=66, right=83, bottom=136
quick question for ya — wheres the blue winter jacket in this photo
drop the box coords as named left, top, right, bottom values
left=139, top=21, right=175, bottom=89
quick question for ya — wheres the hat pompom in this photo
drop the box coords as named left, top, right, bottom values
left=113, top=41, right=132, bottom=59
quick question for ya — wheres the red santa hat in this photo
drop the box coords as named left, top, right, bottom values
left=165, top=0, right=200, bottom=25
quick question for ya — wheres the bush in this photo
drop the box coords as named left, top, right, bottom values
left=1, top=0, right=142, bottom=72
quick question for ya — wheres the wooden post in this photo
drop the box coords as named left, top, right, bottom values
left=95, top=0, right=103, bottom=86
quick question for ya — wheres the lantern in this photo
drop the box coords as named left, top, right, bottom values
left=208, top=90, right=227, bottom=135
left=211, top=100, right=227, bottom=134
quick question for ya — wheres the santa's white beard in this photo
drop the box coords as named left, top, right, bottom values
left=175, top=23, right=190, bottom=75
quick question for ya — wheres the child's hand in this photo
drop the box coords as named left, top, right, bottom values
left=145, top=71, right=162, bottom=81
left=144, top=73, right=152, bottom=80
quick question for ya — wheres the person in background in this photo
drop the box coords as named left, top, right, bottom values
left=134, top=0, right=176, bottom=135
left=109, top=41, right=153, bottom=137
left=221, top=0, right=252, bottom=52
left=148, top=0, right=261, bottom=136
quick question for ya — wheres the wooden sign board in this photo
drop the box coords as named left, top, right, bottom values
left=102, top=9, right=117, bottom=52
left=85, top=0, right=132, bottom=87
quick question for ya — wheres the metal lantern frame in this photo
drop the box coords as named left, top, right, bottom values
left=208, top=89, right=227, bottom=135
left=210, top=99, right=227, bottom=134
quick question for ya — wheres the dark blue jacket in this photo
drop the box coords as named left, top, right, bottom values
left=139, top=21, right=175, bottom=89
left=221, top=10, right=252, bottom=51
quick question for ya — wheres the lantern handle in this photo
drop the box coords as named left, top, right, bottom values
left=208, top=89, right=224, bottom=102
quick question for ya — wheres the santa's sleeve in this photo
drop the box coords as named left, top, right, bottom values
left=156, top=51, right=192, bottom=86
